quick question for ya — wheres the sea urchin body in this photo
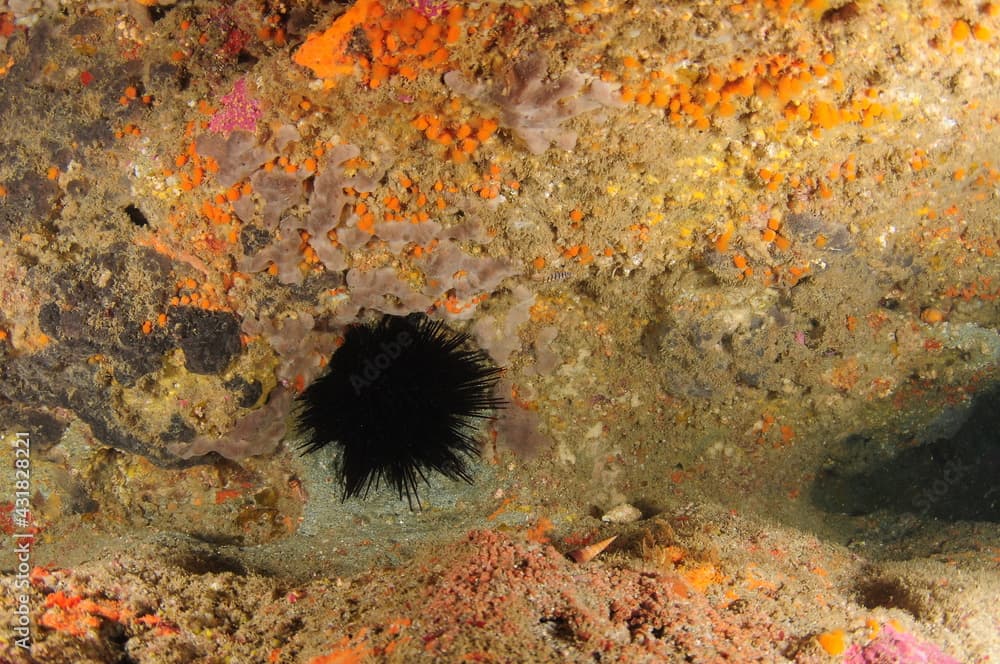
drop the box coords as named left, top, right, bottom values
left=298, top=313, right=504, bottom=507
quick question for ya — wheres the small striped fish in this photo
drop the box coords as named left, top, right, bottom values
left=531, top=270, right=572, bottom=283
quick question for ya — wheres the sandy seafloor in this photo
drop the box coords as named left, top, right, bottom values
left=0, top=0, right=998, bottom=661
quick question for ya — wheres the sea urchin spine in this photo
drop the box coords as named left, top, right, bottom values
left=298, top=313, right=504, bottom=508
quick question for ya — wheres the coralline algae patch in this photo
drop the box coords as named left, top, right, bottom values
left=1, top=505, right=982, bottom=663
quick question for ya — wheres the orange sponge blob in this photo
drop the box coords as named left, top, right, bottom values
left=294, top=0, right=381, bottom=79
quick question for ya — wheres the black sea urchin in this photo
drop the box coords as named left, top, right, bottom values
left=298, top=313, right=504, bottom=507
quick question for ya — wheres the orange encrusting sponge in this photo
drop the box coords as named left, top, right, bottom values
left=293, top=0, right=464, bottom=87
left=294, top=0, right=380, bottom=79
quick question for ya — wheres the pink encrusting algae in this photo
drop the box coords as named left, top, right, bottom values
left=843, top=624, right=961, bottom=664
left=208, top=78, right=262, bottom=134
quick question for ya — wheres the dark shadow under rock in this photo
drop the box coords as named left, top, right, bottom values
left=810, top=384, right=1000, bottom=523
